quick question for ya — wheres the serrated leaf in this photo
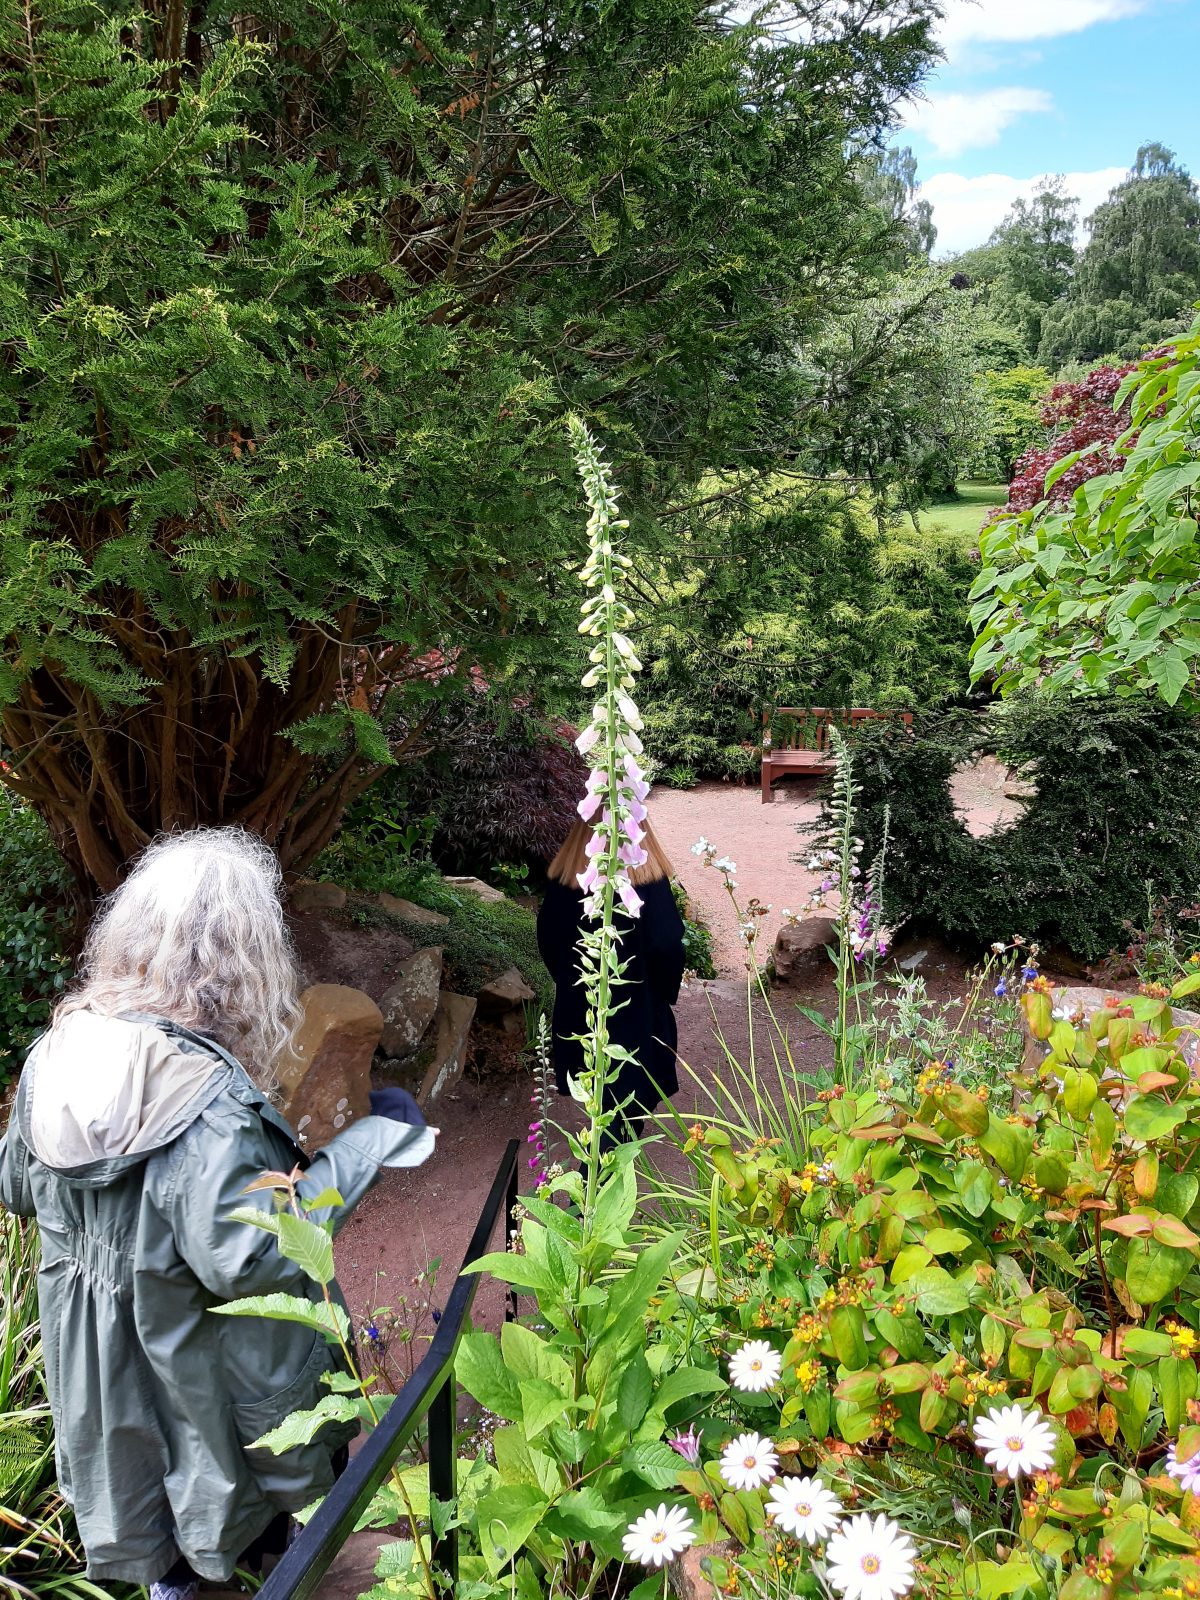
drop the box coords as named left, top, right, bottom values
left=211, top=1291, right=349, bottom=1344
left=276, top=1211, right=335, bottom=1285
left=251, top=1392, right=359, bottom=1453
left=621, top=1440, right=684, bottom=1490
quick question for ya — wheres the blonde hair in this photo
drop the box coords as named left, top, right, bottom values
left=55, top=828, right=302, bottom=1087
left=548, top=817, right=674, bottom=890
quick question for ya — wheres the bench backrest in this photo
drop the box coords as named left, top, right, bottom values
left=764, top=707, right=912, bottom=751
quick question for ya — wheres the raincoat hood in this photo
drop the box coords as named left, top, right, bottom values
left=25, top=1010, right=225, bottom=1177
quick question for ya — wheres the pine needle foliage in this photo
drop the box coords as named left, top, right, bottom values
left=0, top=0, right=941, bottom=888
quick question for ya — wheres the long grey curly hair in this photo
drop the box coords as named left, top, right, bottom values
left=55, top=828, right=303, bottom=1086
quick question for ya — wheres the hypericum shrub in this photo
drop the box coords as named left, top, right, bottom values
left=0, top=792, right=72, bottom=1084
left=846, top=696, right=1200, bottom=961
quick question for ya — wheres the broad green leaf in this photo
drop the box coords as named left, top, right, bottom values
left=477, top=1485, right=551, bottom=1575
left=520, top=1377, right=569, bottom=1441
left=910, top=1265, right=971, bottom=1317
left=621, top=1440, right=683, bottom=1490
left=616, top=1353, right=654, bottom=1432
left=251, top=1392, right=359, bottom=1453
left=212, top=1291, right=348, bottom=1345
left=457, top=1330, right=523, bottom=1422
left=277, top=1211, right=335, bottom=1286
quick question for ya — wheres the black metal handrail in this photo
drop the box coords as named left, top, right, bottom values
left=259, top=1138, right=521, bottom=1600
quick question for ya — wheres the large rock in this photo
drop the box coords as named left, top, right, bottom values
left=276, top=984, right=382, bottom=1151
left=1022, top=984, right=1200, bottom=1074
left=383, top=991, right=476, bottom=1111
left=670, top=1543, right=733, bottom=1600
left=444, top=874, right=506, bottom=905
left=377, top=892, right=449, bottom=928
left=771, top=916, right=838, bottom=984
left=379, top=947, right=443, bottom=1060
left=476, top=966, right=536, bottom=1014
left=290, top=879, right=347, bottom=913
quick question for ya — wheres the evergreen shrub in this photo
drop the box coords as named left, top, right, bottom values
left=0, top=794, right=72, bottom=1084
left=640, top=503, right=979, bottom=785
left=847, top=696, right=1200, bottom=961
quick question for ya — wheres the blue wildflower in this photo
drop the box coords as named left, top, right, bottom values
left=364, top=1324, right=381, bottom=1344
left=431, top=1308, right=442, bottom=1325
left=994, top=978, right=1008, bottom=998
left=1021, top=965, right=1038, bottom=982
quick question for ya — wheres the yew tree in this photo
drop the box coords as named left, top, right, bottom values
left=0, top=0, right=939, bottom=889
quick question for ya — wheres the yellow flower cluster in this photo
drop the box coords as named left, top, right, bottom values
left=793, top=1359, right=822, bottom=1392
left=1167, top=1319, right=1200, bottom=1357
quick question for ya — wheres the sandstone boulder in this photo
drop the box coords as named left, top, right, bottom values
left=377, top=892, right=450, bottom=928
left=379, top=947, right=444, bottom=1060
left=476, top=966, right=536, bottom=1014
left=276, top=983, right=382, bottom=1150
left=771, top=915, right=838, bottom=984
left=290, top=879, right=347, bottom=913
left=382, top=991, right=476, bottom=1110
left=444, top=874, right=506, bottom=905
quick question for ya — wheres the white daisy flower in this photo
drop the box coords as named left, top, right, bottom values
left=728, top=1339, right=782, bottom=1392
left=621, top=1503, right=696, bottom=1567
left=719, top=1431, right=778, bottom=1491
left=972, top=1403, right=1056, bottom=1480
left=825, top=1512, right=917, bottom=1600
left=766, top=1475, right=843, bottom=1544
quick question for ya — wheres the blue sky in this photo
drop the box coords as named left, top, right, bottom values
left=903, top=0, right=1200, bottom=255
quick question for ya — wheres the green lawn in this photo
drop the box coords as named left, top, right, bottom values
left=899, top=480, right=1007, bottom=541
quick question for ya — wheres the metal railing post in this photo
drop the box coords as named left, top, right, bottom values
left=505, top=1145, right=520, bottom=1324
left=428, top=1373, right=458, bottom=1585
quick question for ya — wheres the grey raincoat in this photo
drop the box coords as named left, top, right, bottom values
left=0, top=1010, right=434, bottom=1584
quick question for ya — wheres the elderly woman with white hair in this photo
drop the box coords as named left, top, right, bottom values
left=0, top=827, right=435, bottom=1600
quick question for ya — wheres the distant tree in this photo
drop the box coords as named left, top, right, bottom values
left=805, top=267, right=988, bottom=506
left=862, top=144, right=937, bottom=259
left=974, top=365, right=1051, bottom=481
left=988, top=180, right=1079, bottom=360
left=1039, top=144, right=1200, bottom=364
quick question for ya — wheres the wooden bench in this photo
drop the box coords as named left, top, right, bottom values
left=761, top=707, right=913, bottom=802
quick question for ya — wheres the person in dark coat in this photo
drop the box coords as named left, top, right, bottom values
left=537, top=816, right=686, bottom=1141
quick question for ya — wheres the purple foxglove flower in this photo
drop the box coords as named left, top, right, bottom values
left=585, top=830, right=605, bottom=859
left=621, top=814, right=645, bottom=846
left=619, top=840, right=648, bottom=869
left=576, top=724, right=600, bottom=755
left=668, top=1423, right=702, bottom=1466
left=619, top=879, right=643, bottom=917
left=578, top=790, right=602, bottom=822
left=577, top=861, right=601, bottom=893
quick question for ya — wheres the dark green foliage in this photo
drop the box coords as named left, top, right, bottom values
left=0, top=0, right=941, bottom=890
left=357, top=692, right=587, bottom=876
left=640, top=493, right=979, bottom=783
left=328, top=854, right=552, bottom=1012
left=847, top=697, right=1200, bottom=961
left=1038, top=146, right=1200, bottom=365
left=0, top=793, right=72, bottom=1084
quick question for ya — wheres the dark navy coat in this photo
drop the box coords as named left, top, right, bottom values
left=536, top=876, right=686, bottom=1118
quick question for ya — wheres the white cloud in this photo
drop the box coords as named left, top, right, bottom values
left=904, top=87, right=1053, bottom=157
left=919, top=166, right=1128, bottom=255
left=938, top=0, right=1148, bottom=55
